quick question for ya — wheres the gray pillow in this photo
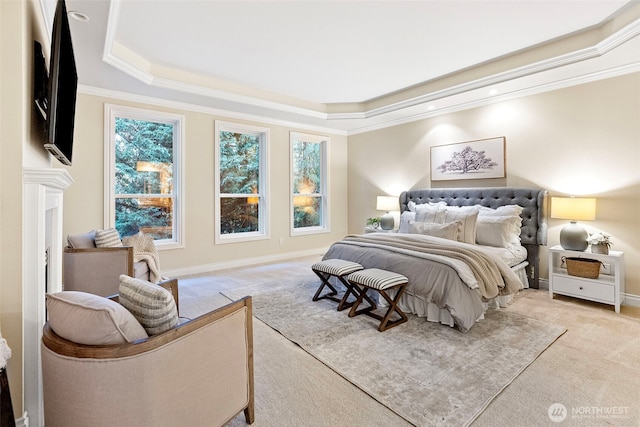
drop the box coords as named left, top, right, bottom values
left=118, top=275, right=179, bottom=335
left=46, top=291, right=148, bottom=345
left=67, top=230, right=96, bottom=249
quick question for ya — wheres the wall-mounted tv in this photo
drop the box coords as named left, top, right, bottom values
left=43, top=0, right=77, bottom=166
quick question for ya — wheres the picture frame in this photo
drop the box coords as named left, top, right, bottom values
left=430, top=136, right=506, bottom=181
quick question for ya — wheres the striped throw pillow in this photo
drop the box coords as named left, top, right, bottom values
left=118, top=275, right=178, bottom=335
left=94, top=228, right=123, bottom=248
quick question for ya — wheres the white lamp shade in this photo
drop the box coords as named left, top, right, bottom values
left=550, top=197, right=596, bottom=221
left=376, top=196, right=398, bottom=212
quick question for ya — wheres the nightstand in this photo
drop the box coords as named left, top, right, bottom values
left=548, top=245, right=625, bottom=313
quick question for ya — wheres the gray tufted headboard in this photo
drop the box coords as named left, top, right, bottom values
left=399, top=187, right=548, bottom=288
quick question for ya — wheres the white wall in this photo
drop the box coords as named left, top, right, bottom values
left=347, top=73, right=640, bottom=296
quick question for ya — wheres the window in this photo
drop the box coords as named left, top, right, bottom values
left=290, top=132, right=329, bottom=235
left=215, top=121, right=270, bottom=243
left=105, top=104, right=184, bottom=249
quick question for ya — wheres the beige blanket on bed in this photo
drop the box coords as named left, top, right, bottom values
left=340, top=234, right=522, bottom=299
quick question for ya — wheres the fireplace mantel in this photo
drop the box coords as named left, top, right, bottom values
left=23, top=167, right=73, bottom=427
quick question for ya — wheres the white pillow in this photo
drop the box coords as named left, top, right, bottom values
left=415, top=204, right=446, bottom=223
left=398, top=211, right=416, bottom=234
left=408, top=200, right=446, bottom=212
left=408, top=221, right=459, bottom=241
left=476, top=215, right=522, bottom=248
left=46, top=291, right=148, bottom=345
left=441, top=207, right=479, bottom=244
left=477, top=205, right=524, bottom=217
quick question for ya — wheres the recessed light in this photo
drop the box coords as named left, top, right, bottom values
left=68, top=11, right=90, bottom=22
left=488, top=89, right=499, bottom=96
left=427, top=105, right=435, bottom=111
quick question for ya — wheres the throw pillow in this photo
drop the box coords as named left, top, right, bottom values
left=476, top=215, right=522, bottom=248
left=66, top=230, right=96, bottom=249
left=118, top=275, right=179, bottom=335
left=414, top=204, right=446, bottom=223
left=398, top=211, right=416, bottom=234
left=46, top=291, right=148, bottom=345
left=95, top=228, right=123, bottom=248
left=477, top=205, right=524, bottom=217
left=441, top=207, right=479, bottom=244
left=408, top=221, right=459, bottom=241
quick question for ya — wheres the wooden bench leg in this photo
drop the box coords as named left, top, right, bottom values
left=312, top=270, right=340, bottom=301
left=377, top=284, right=408, bottom=332
left=349, top=283, right=408, bottom=332
left=313, top=271, right=377, bottom=311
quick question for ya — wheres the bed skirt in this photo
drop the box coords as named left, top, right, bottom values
left=385, top=261, right=530, bottom=329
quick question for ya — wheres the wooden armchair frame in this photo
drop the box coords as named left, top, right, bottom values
left=42, top=296, right=254, bottom=426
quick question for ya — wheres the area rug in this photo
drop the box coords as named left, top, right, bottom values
left=224, top=280, right=566, bottom=427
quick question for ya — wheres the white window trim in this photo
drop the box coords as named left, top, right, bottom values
left=290, top=132, right=330, bottom=236
left=104, top=104, right=185, bottom=250
left=214, top=120, right=270, bottom=244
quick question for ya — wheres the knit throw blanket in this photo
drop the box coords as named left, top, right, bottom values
left=122, top=232, right=163, bottom=283
left=339, top=234, right=522, bottom=300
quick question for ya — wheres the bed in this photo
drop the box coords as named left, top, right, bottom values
left=323, top=187, right=548, bottom=332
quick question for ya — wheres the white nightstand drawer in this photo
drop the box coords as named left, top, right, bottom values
left=552, top=275, right=614, bottom=303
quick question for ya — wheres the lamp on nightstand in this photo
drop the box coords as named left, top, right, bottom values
left=377, top=196, right=398, bottom=230
left=551, top=196, right=596, bottom=251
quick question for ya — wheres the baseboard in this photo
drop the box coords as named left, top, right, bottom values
left=15, top=412, right=28, bottom=427
left=538, top=278, right=549, bottom=290
left=163, top=247, right=327, bottom=278
left=623, top=292, right=640, bottom=307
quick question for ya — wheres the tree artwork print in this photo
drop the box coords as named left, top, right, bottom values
left=430, top=137, right=506, bottom=181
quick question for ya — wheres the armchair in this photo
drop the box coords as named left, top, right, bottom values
left=42, top=295, right=254, bottom=426
left=63, top=230, right=177, bottom=308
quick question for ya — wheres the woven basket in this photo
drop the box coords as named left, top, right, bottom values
left=563, top=256, right=601, bottom=279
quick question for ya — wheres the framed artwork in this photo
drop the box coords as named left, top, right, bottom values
left=430, top=137, right=506, bottom=181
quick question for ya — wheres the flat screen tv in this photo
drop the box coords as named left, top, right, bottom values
left=44, top=0, right=77, bottom=166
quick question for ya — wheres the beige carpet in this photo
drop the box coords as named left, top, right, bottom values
left=178, top=257, right=640, bottom=426
left=222, top=280, right=565, bottom=426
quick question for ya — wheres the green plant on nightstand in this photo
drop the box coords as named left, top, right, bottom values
left=367, top=217, right=381, bottom=229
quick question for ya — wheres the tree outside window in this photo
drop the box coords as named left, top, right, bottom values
left=215, top=121, right=269, bottom=242
left=106, top=105, right=184, bottom=248
left=291, top=132, right=329, bottom=235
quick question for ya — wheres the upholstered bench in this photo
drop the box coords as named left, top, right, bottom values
left=311, top=259, right=373, bottom=311
left=347, top=268, right=409, bottom=332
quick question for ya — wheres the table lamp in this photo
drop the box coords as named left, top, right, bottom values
left=550, top=196, right=596, bottom=251
left=377, top=196, right=398, bottom=230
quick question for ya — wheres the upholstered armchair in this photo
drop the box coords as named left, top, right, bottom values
left=41, top=291, right=254, bottom=427
left=63, top=230, right=176, bottom=304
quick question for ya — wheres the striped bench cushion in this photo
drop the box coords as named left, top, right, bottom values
left=312, top=259, right=363, bottom=276
left=347, top=268, right=408, bottom=290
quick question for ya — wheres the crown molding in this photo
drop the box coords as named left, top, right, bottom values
left=101, top=0, right=640, bottom=125
left=77, top=85, right=348, bottom=136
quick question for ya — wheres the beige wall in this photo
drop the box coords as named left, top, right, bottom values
left=347, top=73, right=640, bottom=296
left=62, top=94, right=349, bottom=273
left=1, top=0, right=54, bottom=417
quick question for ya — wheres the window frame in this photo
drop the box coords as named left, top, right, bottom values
left=214, top=120, right=270, bottom=244
left=104, top=104, right=185, bottom=250
left=290, top=131, right=330, bottom=236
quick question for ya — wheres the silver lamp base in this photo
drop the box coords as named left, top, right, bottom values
left=380, top=212, right=394, bottom=230
left=559, top=221, right=588, bottom=251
